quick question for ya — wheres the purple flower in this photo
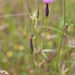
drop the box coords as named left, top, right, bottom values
left=42, top=0, right=55, bottom=17
left=42, top=0, right=53, bottom=4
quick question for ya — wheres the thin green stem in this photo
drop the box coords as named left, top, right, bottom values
left=55, top=0, right=66, bottom=75
left=34, top=25, right=37, bottom=50
left=38, top=26, right=70, bottom=39
left=31, top=54, right=36, bottom=75
left=25, top=1, right=37, bottom=75
left=45, top=17, right=48, bottom=38
left=34, top=28, right=39, bottom=74
left=42, top=17, right=48, bottom=48
left=34, top=25, right=38, bottom=75
left=39, top=26, right=62, bottom=34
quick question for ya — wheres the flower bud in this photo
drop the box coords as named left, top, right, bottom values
left=30, top=34, right=34, bottom=54
left=45, top=4, right=49, bottom=17
left=37, top=8, right=39, bottom=19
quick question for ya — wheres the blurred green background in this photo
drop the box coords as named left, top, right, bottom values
left=0, top=0, right=75, bottom=75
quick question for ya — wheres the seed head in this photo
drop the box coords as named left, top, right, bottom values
left=30, top=11, right=38, bottom=25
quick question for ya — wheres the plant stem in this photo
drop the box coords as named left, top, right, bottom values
left=39, top=26, right=62, bottom=34
left=31, top=54, right=35, bottom=75
left=45, top=17, right=48, bottom=38
left=34, top=25, right=37, bottom=50
left=38, top=26, right=70, bottom=39
left=55, top=0, right=66, bottom=75
left=42, top=17, right=48, bottom=46
left=34, top=25, right=37, bottom=75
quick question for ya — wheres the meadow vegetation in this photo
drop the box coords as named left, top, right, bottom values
left=0, top=0, right=75, bottom=75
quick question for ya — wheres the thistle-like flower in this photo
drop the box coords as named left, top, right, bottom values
left=42, top=0, right=55, bottom=17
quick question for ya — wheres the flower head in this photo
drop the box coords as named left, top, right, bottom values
left=42, top=0, right=53, bottom=4
left=42, top=0, right=55, bottom=17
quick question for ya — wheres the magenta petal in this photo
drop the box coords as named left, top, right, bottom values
left=42, top=0, right=53, bottom=4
